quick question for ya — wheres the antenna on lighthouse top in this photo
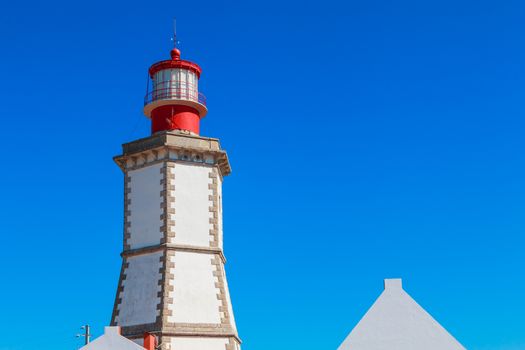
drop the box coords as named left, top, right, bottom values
left=171, top=18, right=178, bottom=48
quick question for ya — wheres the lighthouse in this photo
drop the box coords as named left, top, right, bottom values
left=110, top=46, right=241, bottom=350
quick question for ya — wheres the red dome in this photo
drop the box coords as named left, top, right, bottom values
left=148, top=50, right=202, bottom=78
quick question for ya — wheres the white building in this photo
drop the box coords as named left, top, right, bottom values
left=78, top=327, right=147, bottom=350
left=338, top=279, right=466, bottom=350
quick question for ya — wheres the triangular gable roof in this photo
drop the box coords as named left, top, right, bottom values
left=80, top=327, right=145, bottom=350
left=338, top=279, right=466, bottom=350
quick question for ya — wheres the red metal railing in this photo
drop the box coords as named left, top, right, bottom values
left=144, top=82, right=206, bottom=107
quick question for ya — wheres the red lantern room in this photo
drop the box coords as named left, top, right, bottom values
left=144, top=48, right=207, bottom=135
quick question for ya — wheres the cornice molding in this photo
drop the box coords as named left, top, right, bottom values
left=114, top=131, right=231, bottom=176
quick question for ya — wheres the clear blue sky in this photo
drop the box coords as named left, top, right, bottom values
left=0, top=0, right=524, bottom=349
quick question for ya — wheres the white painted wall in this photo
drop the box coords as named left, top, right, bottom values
left=118, top=160, right=239, bottom=348
left=168, top=252, right=222, bottom=324
left=80, top=327, right=144, bottom=350
left=168, top=337, right=229, bottom=350
left=173, top=163, right=213, bottom=247
left=128, top=164, right=163, bottom=249
left=116, top=252, right=162, bottom=326
left=131, top=338, right=144, bottom=346
left=338, top=279, right=466, bottom=350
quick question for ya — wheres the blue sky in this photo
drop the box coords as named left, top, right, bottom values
left=0, top=0, right=524, bottom=349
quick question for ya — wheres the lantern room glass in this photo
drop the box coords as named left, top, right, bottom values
left=152, top=69, right=198, bottom=102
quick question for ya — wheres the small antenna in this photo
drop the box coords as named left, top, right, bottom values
left=76, top=324, right=91, bottom=345
left=171, top=18, right=179, bottom=48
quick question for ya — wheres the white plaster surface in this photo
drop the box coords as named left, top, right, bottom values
left=168, top=251, right=222, bottom=324
left=338, top=279, right=466, bottom=350
left=168, top=337, right=229, bottom=350
left=116, top=252, right=162, bottom=326
left=131, top=338, right=144, bottom=346
left=128, top=164, right=163, bottom=249
left=173, top=163, right=213, bottom=247
left=80, top=327, right=144, bottom=350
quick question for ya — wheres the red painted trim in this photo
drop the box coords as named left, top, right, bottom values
left=149, top=59, right=202, bottom=78
left=151, top=105, right=201, bottom=134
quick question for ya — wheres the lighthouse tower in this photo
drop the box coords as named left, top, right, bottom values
left=110, top=46, right=241, bottom=350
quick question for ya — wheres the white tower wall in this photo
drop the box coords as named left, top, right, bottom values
left=172, top=163, right=216, bottom=247
left=115, top=252, right=163, bottom=325
left=111, top=132, right=240, bottom=350
left=127, top=163, right=164, bottom=249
